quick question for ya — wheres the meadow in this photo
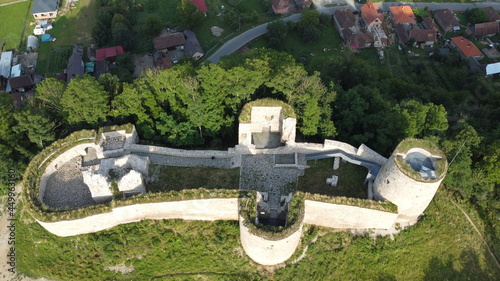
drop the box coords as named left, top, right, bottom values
left=0, top=1, right=30, bottom=50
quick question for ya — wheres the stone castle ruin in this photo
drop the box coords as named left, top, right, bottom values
left=27, top=100, right=447, bottom=266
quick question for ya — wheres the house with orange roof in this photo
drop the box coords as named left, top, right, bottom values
left=390, top=6, right=416, bottom=25
left=361, top=2, right=384, bottom=31
left=450, top=36, right=484, bottom=60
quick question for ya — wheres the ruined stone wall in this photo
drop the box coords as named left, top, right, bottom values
left=239, top=216, right=303, bottom=265
left=37, top=198, right=239, bottom=237
left=303, top=200, right=398, bottom=229
left=39, top=143, right=103, bottom=203
left=127, top=144, right=233, bottom=158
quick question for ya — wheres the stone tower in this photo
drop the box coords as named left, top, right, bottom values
left=373, top=139, right=448, bottom=225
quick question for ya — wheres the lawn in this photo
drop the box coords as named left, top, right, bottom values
left=297, top=158, right=369, bottom=199
left=35, top=0, right=97, bottom=75
left=148, top=164, right=240, bottom=192
left=0, top=1, right=30, bottom=50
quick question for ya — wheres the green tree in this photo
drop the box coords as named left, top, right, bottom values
left=300, top=9, right=320, bottom=26
left=13, top=108, right=56, bottom=148
left=145, top=15, right=162, bottom=37
left=92, top=20, right=110, bottom=47
left=35, top=78, right=66, bottom=114
left=111, top=13, right=130, bottom=31
left=299, top=25, right=321, bottom=43
left=113, top=27, right=136, bottom=51
left=61, top=75, right=110, bottom=126
left=267, top=20, right=288, bottom=50
left=176, top=0, right=204, bottom=29
left=481, top=140, right=500, bottom=184
left=156, top=113, right=202, bottom=146
left=466, top=8, right=488, bottom=24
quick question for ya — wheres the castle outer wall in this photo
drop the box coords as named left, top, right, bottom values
left=304, top=201, right=398, bottom=229
left=37, top=198, right=239, bottom=237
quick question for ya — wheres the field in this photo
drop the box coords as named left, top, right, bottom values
left=0, top=1, right=30, bottom=50
left=16, top=189, right=500, bottom=280
left=35, top=0, right=97, bottom=75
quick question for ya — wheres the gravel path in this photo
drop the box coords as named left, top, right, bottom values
left=239, top=154, right=306, bottom=193
left=43, top=157, right=96, bottom=210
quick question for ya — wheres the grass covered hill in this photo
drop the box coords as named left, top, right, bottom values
left=17, top=191, right=499, bottom=280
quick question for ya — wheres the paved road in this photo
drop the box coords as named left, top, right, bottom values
left=207, top=1, right=500, bottom=63
left=207, top=14, right=303, bottom=63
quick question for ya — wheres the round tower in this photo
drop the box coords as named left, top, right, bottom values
left=373, top=139, right=448, bottom=225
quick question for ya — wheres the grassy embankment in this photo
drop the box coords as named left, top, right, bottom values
left=16, top=189, right=500, bottom=280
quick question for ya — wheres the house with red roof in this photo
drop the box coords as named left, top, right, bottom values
left=95, top=46, right=125, bottom=62
left=450, top=36, right=484, bottom=60
left=390, top=6, right=416, bottom=25
left=187, top=0, right=207, bottom=13
left=361, top=2, right=384, bottom=31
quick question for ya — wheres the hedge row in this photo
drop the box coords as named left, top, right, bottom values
left=301, top=192, right=398, bottom=213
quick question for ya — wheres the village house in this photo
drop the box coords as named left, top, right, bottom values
left=433, top=9, right=460, bottom=32
left=350, top=33, right=375, bottom=49
left=153, top=53, right=173, bottom=70
left=187, top=0, right=208, bottom=13
left=153, top=32, right=186, bottom=53
left=183, top=30, right=205, bottom=60
left=8, top=75, right=34, bottom=93
left=390, top=6, right=416, bottom=26
left=66, top=45, right=84, bottom=83
left=360, top=2, right=383, bottom=32
left=474, top=21, right=499, bottom=38
left=409, top=29, right=437, bottom=47
left=482, top=7, right=500, bottom=23
left=31, top=0, right=60, bottom=20
left=360, top=2, right=388, bottom=47
left=394, top=24, right=410, bottom=44
left=333, top=9, right=356, bottom=42
left=450, top=36, right=484, bottom=60
left=96, top=46, right=125, bottom=62
left=422, top=17, right=439, bottom=32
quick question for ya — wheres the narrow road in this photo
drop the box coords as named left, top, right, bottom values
left=207, top=13, right=302, bottom=63
left=0, top=0, right=28, bottom=7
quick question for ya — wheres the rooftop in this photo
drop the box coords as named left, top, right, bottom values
left=361, top=2, right=383, bottom=25
left=153, top=32, right=185, bottom=50
left=390, top=6, right=416, bottom=25
left=31, top=0, right=58, bottom=14
left=451, top=36, right=483, bottom=58
left=95, top=46, right=125, bottom=62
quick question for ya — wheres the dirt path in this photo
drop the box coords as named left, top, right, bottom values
left=0, top=0, right=28, bottom=7
left=437, top=193, right=500, bottom=271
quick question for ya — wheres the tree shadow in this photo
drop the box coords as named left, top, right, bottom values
left=423, top=248, right=498, bottom=281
